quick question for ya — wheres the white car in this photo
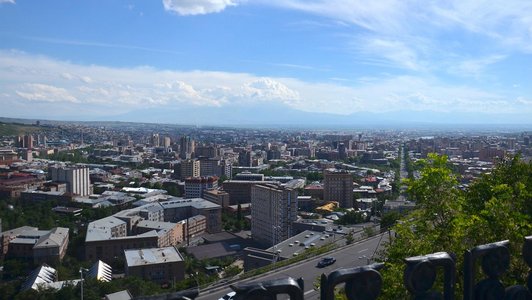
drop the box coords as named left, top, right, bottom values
left=218, top=291, right=236, bottom=300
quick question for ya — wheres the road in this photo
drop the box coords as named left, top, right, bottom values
left=397, top=144, right=408, bottom=201
left=197, top=233, right=388, bottom=300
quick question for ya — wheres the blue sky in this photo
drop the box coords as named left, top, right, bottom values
left=1, top=0, right=532, bottom=125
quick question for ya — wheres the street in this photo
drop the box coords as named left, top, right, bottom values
left=197, top=233, right=388, bottom=300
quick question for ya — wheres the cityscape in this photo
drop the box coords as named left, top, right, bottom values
left=1, top=1, right=532, bottom=300
left=0, top=119, right=530, bottom=299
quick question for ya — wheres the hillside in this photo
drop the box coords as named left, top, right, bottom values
left=0, top=122, right=45, bottom=137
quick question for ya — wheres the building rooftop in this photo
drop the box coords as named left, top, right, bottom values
left=10, top=229, right=50, bottom=245
left=1, top=226, right=38, bottom=237
left=266, top=230, right=337, bottom=259
left=125, top=246, right=183, bottom=267
left=187, top=242, right=239, bottom=260
left=136, top=220, right=176, bottom=234
left=85, top=216, right=126, bottom=242
left=160, top=197, right=221, bottom=210
left=105, top=290, right=133, bottom=300
left=33, top=227, right=69, bottom=249
left=52, top=206, right=83, bottom=214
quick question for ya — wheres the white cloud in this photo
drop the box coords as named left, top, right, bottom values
left=15, top=83, right=78, bottom=103
left=430, top=1, right=532, bottom=51
left=0, top=0, right=15, bottom=4
left=80, top=76, right=93, bottom=83
left=241, top=78, right=300, bottom=102
left=447, top=54, right=506, bottom=77
left=354, top=37, right=425, bottom=71
left=0, top=50, right=529, bottom=119
left=162, top=0, right=237, bottom=16
left=516, top=97, right=532, bottom=106
left=264, top=0, right=532, bottom=73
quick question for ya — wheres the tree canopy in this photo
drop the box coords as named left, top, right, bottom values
left=380, top=154, right=532, bottom=298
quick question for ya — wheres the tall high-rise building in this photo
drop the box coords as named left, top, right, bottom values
left=323, top=169, right=353, bottom=208
left=179, top=136, right=195, bottom=159
left=195, top=146, right=218, bottom=158
left=163, top=137, right=171, bottom=148
left=238, top=150, right=253, bottom=167
left=49, top=166, right=90, bottom=196
left=151, top=133, right=160, bottom=147
left=18, top=135, right=34, bottom=149
left=338, top=143, right=347, bottom=160
left=267, top=149, right=281, bottom=161
left=174, top=159, right=200, bottom=180
left=251, top=183, right=298, bottom=246
left=221, top=159, right=233, bottom=179
left=199, top=157, right=222, bottom=177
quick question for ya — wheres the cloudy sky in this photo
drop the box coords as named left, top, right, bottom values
left=1, top=0, right=532, bottom=125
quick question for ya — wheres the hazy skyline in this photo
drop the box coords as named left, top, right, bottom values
left=1, top=0, right=532, bottom=125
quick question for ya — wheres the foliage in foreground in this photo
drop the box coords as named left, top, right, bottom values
left=380, top=154, right=532, bottom=298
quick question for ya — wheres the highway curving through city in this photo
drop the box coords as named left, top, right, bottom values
left=197, top=233, right=389, bottom=300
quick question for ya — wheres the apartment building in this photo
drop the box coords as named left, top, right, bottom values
left=323, top=169, right=354, bottom=208
left=251, top=183, right=298, bottom=246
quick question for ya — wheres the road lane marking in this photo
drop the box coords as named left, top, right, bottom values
left=358, top=248, right=368, bottom=253
left=304, top=289, right=315, bottom=295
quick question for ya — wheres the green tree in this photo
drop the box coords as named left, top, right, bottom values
left=345, top=231, right=354, bottom=245
left=306, top=172, right=323, bottom=182
left=380, top=154, right=532, bottom=298
left=380, top=211, right=400, bottom=230
left=223, top=265, right=243, bottom=278
left=218, top=175, right=228, bottom=185
left=335, top=211, right=366, bottom=225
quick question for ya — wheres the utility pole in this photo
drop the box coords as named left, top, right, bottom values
left=79, top=267, right=89, bottom=300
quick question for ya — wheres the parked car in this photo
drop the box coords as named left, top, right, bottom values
left=218, top=291, right=236, bottom=300
left=317, top=257, right=336, bottom=268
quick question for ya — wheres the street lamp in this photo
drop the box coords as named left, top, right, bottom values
left=79, top=267, right=89, bottom=300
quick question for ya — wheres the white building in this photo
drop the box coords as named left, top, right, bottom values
left=49, top=165, right=90, bottom=196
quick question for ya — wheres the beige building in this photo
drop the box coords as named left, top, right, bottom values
left=5, top=227, right=69, bottom=264
left=85, top=215, right=182, bottom=262
left=1, top=226, right=38, bottom=258
left=135, top=220, right=183, bottom=247
left=251, top=183, right=298, bottom=246
left=85, top=216, right=159, bottom=262
left=184, top=215, right=207, bottom=239
left=85, top=199, right=221, bottom=262
left=175, top=159, right=200, bottom=180
left=323, top=169, right=354, bottom=208
left=203, top=189, right=230, bottom=208
left=161, top=198, right=222, bottom=234
left=125, top=247, right=185, bottom=284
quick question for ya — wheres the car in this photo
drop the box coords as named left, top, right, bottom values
left=317, top=256, right=336, bottom=268
left=218, top=291, right=236, bottom=300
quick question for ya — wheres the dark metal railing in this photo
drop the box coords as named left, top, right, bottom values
left=136, top=235, right=532, bottom=300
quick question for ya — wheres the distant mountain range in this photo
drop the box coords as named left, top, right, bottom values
left=2, top=102, right=532, bottom=130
